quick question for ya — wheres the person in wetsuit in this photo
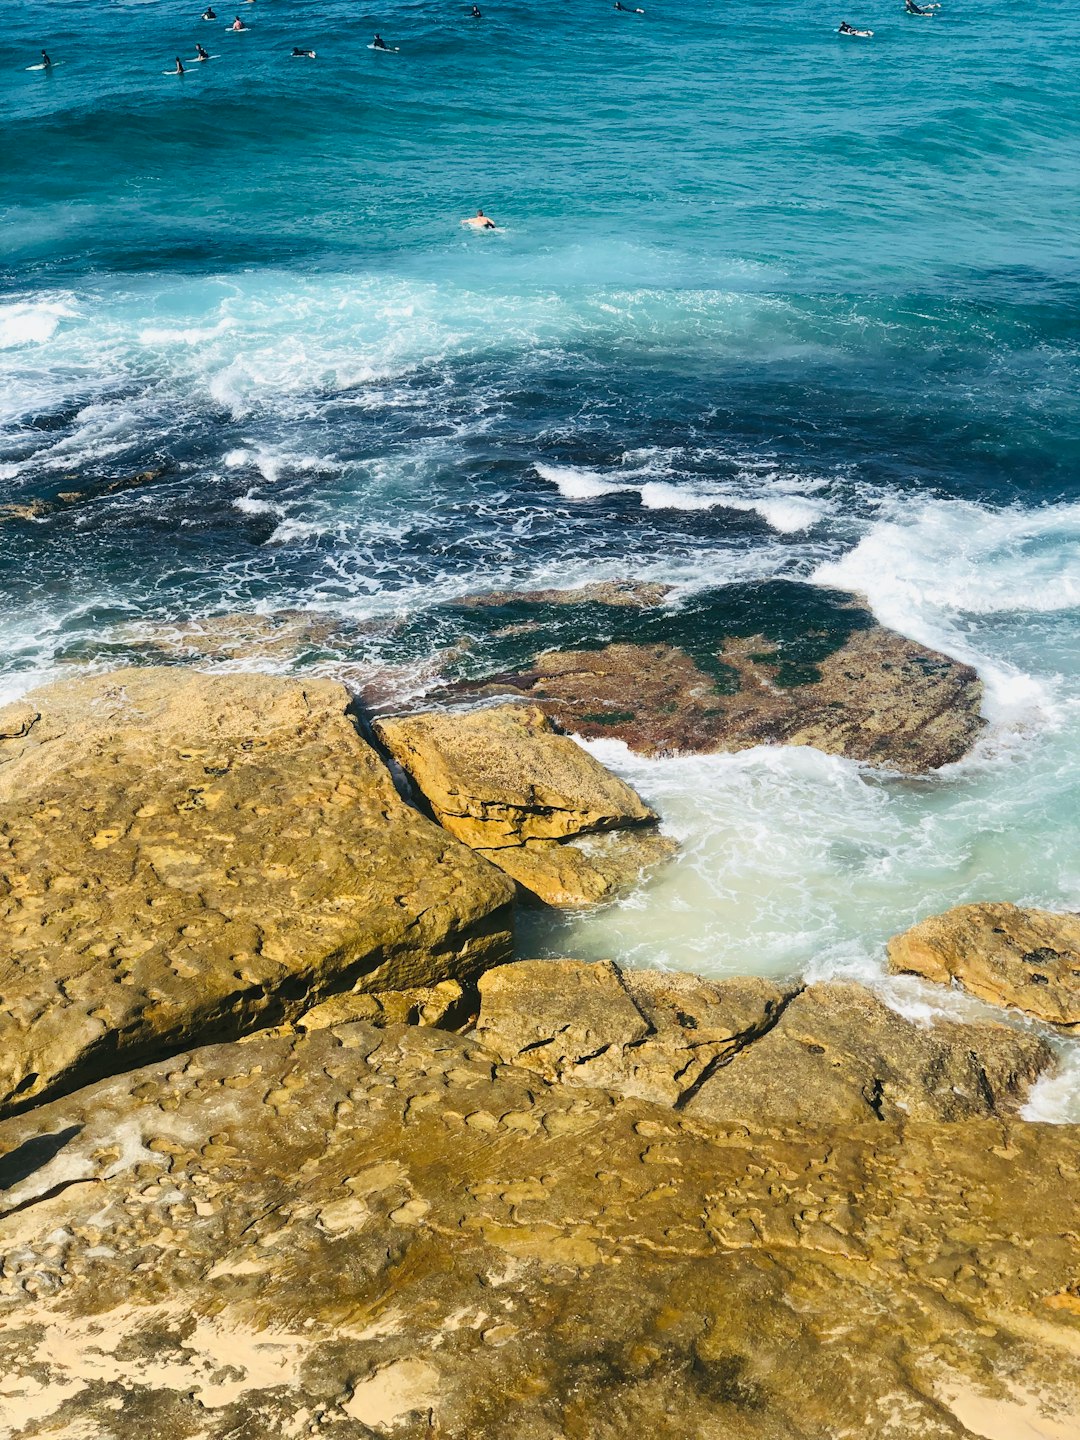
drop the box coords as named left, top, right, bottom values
left=40, top=49, right=52, bottom=68
left=372, top=32, right=390, bottom=47
left=171, top=56, right=185, bottom=72
left=291, top=45, right=316, bottom=56
left=905, top=0, right=934, bottom=13
left=195, top=42, right=210, bottom=58
left=202, top=7, right=216, bottom=18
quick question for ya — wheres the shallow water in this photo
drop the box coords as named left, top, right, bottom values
left=2, top=0, right=1079, bottom=1112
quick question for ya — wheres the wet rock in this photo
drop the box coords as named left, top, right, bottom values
left=0, top=1018, right=1077, bottom=1439
left=475, top=961, right=1052, bottom=1121
left=375, top=705, right=673, bottom=906
left=116, top=609, right=374, bottom=664
left=456, top=580, right=673, bottom=610
left=0, top=468, right=167, bottom=523
left=440, top=582, right=984, bottom=772
left=0, top=667, right=515, bottom=1117
left=888, top=902, right=1080, bottom=1027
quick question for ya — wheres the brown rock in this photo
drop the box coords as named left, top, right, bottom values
left=888, top=902, right=1080, bottom=1027
left=0, top=667, right=514, bottom=1116
left=442, top=583, right=984, bottom=772
left=375, top=704, right=672, bottom=906
left=685, top=980, right=1053, bottom=1125
left=0, top=1017, right=1076, bottom=1439
left=456, top=580, right=673, bottom=610
left=298, top=979, right=474, bottom=1033
left=475, top=961, right=1052, bottom=1122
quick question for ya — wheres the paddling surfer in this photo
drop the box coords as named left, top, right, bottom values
left=462, top=208, right=496, bottom=230
left=291, top=46, right=317, bottom=56
left=372, top=33, right=389, bottom=48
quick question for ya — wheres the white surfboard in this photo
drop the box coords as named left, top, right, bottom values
left=26, top=61, right=63, bottom=70
left=367, top=43, right=400, bottom=51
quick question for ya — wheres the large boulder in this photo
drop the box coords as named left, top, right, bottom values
left=0, top=668, right=515, bottom=1116
left=375, top=704, right=674, bottom=906
left=475, top=960, right=1052, bottom=1122
left=0, top=1016, right=1077, bottom=1439
left=434, top=581, right=984, bottom=772
left=888, top=902, right=1080, bottom=1027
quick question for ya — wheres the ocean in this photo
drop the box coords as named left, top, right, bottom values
left=3, top=0, right=1079, bottom=1112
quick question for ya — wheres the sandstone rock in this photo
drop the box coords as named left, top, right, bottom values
left=456, top=580, right=673, bottom=610
left=441, top=582, right=984, bottom=772
left=684, top=979, right=1052, bottom=1125
left=0, top=667, right=514, bottom=1116
left=0, top=469, right=167, bottom=524
left=117, top=609, right=372, bottom=664
left=298, top=979, right=473, bottom=1033
left=0, top=1019, right=1077, bottom=1439
left=888, top=902, right=1080, bottom=1027
left=475, top=961, right=1052, bottom=1122
left=375, top=704, right=672, bottom=906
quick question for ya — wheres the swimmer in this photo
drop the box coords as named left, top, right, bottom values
left=202, top=6, right=216, bottom=17
left=372, top=32, right=389, bottom=48
left=195, top=42, right=210, bottom=59
left=291, top=45, right=316, bottom=56
left=171, top=56, right=185, bottom=73
left=40, top=49, right=52, bottom=68
left=230, top=15, right=248, bottom=29
left=462, top=208, right=496, bottom=230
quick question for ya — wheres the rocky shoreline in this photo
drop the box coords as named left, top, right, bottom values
left=1, top=601, right=1079, bottom=1438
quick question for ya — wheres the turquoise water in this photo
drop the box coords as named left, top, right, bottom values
left=2, top=0, right=1080, bottom=1108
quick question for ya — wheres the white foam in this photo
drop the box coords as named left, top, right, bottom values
left=535, top=463, right=623, bottom=500
left=0, top=298, right=76, bottom=350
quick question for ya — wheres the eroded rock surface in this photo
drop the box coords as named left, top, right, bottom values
left=438, top=582, right=984, bottom=771
left=888, top=902, right=1080, bottom=1027
left=0, top=1018, right=1077, bottom=1440
left=0, top=668, right=514, bottom=1116
left=456, top=580, right=673, bottom=610
left=475, top=961, right=1052, bottom=1121
left=375, top=705, right=673, bottom=906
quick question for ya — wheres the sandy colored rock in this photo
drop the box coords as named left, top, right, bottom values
left=476, top=961, right=1051, bottom=1121
left=457, top=580, right=673, bottom=610
left=375, top=704, right=671, bottom=905
left=116, top=609, right=376, bottom=664
left=0, top=667, right=514, bottom=1117
left=0, top=1019, right=1077, bottom=1440
left=298, top=979, right=473, bottom=1033
left=888, top=902, right=1080, bottom=1027
left=443, top=582, right=984, bottom=772
left=478, top=828, right=678, bottom=907
left=0, top=469, right=166, bottom=524
left=685, top=980, right=1053, bottom=1125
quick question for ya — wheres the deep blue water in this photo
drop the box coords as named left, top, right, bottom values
left=1, top=0, right=1079, bottom=1054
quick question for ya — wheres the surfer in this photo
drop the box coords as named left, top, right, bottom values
left=195, top=42, right=210, bottom=59
left=171, top=56, right=185, bottom=73
left=40, top=49, right=52, bottom=69
left=905, top=0, right=935, bottom=12
left=837, top=20, right=869, bottom=33
left=230, top=16, right=248, bottom=29
left=291, top=46, right=316, bottom=56
left=462, top=208, right=496, bottom=230
left=202, top=6, right=216, bottom=17
left=468, top=4, right=482, bottom=15
left=372, top=33, right=389, bottom=48
left=614, top=2, right=645, bottom=11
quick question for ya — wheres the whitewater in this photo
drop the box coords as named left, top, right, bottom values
left=2, top=0, right=1078, bottom=1114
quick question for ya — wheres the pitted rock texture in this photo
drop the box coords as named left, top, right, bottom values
left=442, top=583, right=984, bottom=772
left=888, top=902, right=1080, bottom=1027
left=475, top=961, right=1053, bottom=1122
left=0, top=1020, right=1077, bottom=1440
left=0, top=668, right=514, bottom=1117
left=455, top=580, right=674, bottom=610
left=375, top=704, right=673, bottom=906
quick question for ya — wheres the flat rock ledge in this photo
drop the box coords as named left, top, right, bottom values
left=375, top=704, right=676, bottom=906
left=889, top=901, right=1080, bottom=1027
left=0, top=668, right=515, bottom=1118
left=438, top=581, right=985, bottom=772
left=0, top=964, right=1075, bottom=1439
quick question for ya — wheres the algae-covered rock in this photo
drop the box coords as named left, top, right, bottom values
left=475, top=961, right=1052, bottom=1121
left=0, top=1019, right=1077, bottom=1439
left=888, top=902, right=1080, bottom=1027
left=0, top=667, right=514, bottom=1116
left=438, top=581, right=984, bottom=772
left=375, top=704, right=672, bottom=906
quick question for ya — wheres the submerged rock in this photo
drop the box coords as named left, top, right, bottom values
left=0, top=1012, right=1076, bottom=1438
left=437, top=581, right=984, bottom=772
left=375, top=704, right=674, bottom=906
left=0, top=667, right=514, bottom=1117
left=888, top=901, right=1080, bottom=1027
left=455, top=579, right=674, bottom=609
left=475, top=960, right=1052, bottom=1122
